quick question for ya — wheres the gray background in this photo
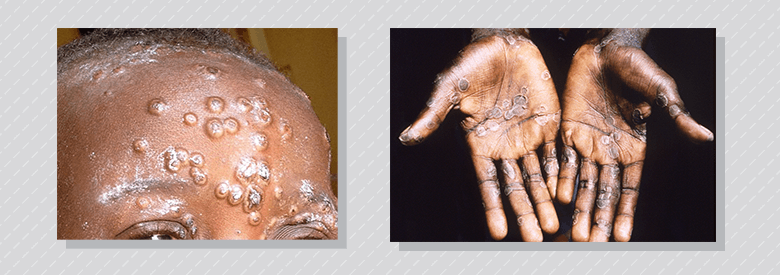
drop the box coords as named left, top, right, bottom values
left=0, top=0, right=773, bottom=274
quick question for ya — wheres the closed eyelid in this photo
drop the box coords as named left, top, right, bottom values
left=115, top=220, right=190, bottom=240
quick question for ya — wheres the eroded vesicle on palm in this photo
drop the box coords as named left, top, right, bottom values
left=399, top=29, right=561, bottom=241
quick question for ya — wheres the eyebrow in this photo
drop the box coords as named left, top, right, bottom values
left=98, top=178, right=192, bottom=205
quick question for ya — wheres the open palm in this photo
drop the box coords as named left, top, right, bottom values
left=557, top=29, right=714, bottom=242
left=399, top=29, right=560, bottom=241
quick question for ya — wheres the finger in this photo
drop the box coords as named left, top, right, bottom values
left=472, top=155, right=507, bottom=240
left=501, top=159, right=543, bottom=242
left=521, top=152, right=559, bottom=234
left=571, top=158, right=598, bottom=242
left=398, top=87, right=460, bottom=145
left=541, top=141, right=559, bottom=199
left=604, top=46, right=713, bottom=143
left=614, top=161, right=643, bottom=242
left=588, top=164, right=621, bottom=242
left=556, top=144, right=579, bottom=205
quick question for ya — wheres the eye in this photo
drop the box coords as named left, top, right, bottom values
left=271, top=223, right=329, bottom=240
left=115, top=221, right=190, bottom=240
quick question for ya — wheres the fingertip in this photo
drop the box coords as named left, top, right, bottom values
left=524, top=230, right=544, bottom=242
left=398, top=130, right=410, bottom=144
left=571, top=227, right=589, bottom=242
left=398, top=127, right=422, bottom=146
left=486, top=209, right=508, bottom=240
left=675, top=115, right=714, bottom=144
left=588, top=227, right=610, bottom=242
left=557, top=186, right=573, bottom=205
left=571, top=212, right=590, bottom=242
left=541, top=216, right=559, bottom=235
left=537, top=203, right=559, bottom=234
left=518, top=214, right=543, bottom=242
left=701, top=125, right=714, bottom=142
left=614, top=216, right=633, bottom=242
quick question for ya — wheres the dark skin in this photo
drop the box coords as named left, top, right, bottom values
left=397, top=28, right=713, bottom=242
left=558, top=28, right=713, bottom=242
left=399, top=29, right=560, bottom=241
left=57, top=49, right=337, bottom=239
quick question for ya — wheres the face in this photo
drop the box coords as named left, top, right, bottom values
left=57, top=48, right=337, bottom=239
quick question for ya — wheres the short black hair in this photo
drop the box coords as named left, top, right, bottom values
left=57, top=28, right=277, bottom=76
left=470, top=28, right=530, bottom=43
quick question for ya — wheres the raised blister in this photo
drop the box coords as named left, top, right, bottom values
left=238, top=97, right=253, bottom=113
left=190, top=167, right=207, bottom=186
left=502, top=99, right=511, bottom=109
left=534, top=114, right=549, bottom=126
left=250, top=132, right=268, bottom=151
left=189, top=152, right=204, bottom=167
left=449, top=92, right=461, bottom=104
left=486, top=121, right=499, bottom=132
left=536, top=105, right=547, bottom=114
left=215, top=182, right=230, bottom=199
left=147, top=98, right=167, bottom=116
left=513, top=95, right=526, bottom=106
left=426, top=97, right=435, bottom=107
left=572, top=209, right=580, bottom=225
left=243, top=184, right=263, bottom=212
left=474, top=125, right=487, bottom=137
left=175, top=148, right=189, bottom=164
left=596, top=186, right=613, bottom=209
left=595, top=219, right=612, bottom=237
left=505, top=35, right=516, bottom=45
left=132, top=139, right=149, bottom=153
left=92, top=70, right=103, bottom=81
left=228, top=184, right=244, bottom=206
left=183, top=112, right=198, bottom=126
left=458, top=78, right=469, bottom=91
left=205, top=118, right=224, bottom=139
left=279, top=120, right=292, bottom=141
left=257, top=160, right=270, bottom=181
left=632, top=109, right=645, bottom=125
left=254, top=78, right=266, bottom=89
left=300, top=180, right=314, bottom=200
left=248, top=212, right=261, bottom=226
left=236, top=157, right=261, bottom=185
left=136, top=197, right=150, bottom=209
left=655, top=94, right=668, bottom=108
left=224, top=117, right=239, bottom=134
left=163, top=147, right=184, bottom=172
left=607, top=145, right=619, bottom=159
left=202, top=66, right=219, bottom=79
left=601, top=135, right=611, bottom=145
left=502, top=161, right=516, bottom=180
left=541, top=70, right=551, bottom=81
left=487, top=107, right=502, bottom=119
left=207, top=97, right=225, bottom=114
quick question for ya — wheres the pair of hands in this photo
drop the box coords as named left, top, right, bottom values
left=398, top=29, right=713, bottom=242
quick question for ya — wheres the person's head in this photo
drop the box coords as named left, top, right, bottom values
left=57, top=29, right=337, bottom=239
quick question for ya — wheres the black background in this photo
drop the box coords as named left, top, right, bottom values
left=390, top=29, right=716, bottom=242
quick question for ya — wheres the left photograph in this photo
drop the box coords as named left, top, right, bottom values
left=57, top=28, right=338, bottom=240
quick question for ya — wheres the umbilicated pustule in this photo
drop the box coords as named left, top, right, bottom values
left=399, top=29, right=560, bottom=241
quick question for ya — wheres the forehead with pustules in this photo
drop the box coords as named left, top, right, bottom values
left=58, top=50, right=330, bottom=174
left=58, top=51, right=332, bottom=214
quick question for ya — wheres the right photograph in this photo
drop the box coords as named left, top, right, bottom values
left=390, top=29, right=715, bottom=242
